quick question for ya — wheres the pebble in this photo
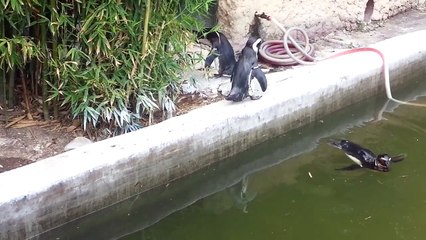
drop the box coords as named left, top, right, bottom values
left=64, top=137, right=93, bottom=151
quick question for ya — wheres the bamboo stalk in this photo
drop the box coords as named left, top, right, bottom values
left=7, top=67, right=16, bottom=108
left=147, top=22, right=165, bottom=78
left=142, top=0, right=151, bottom=56
left=50, top=0, right=59, bottom=119
left=6, top=22, right=15, bottom=108
left=0, top=69, right=5, bottom=105
left=31, top=11, right=41, bottom=96
left=5, top=115, right=26, bottom=128
left=20, top=69, right=33, bottom=120
left=40, top=19, right=49, bottom=120
left=0, top=17, right=5, bottom=105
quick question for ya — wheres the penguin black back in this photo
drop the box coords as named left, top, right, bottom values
left=204, top=32, right=236, bottom=76
left=226, top=36, right=267, bottom=102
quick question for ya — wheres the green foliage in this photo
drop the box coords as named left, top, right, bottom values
left=0, top=37, right=42, bottom=69
left=0, top=0, right=214, bottom=135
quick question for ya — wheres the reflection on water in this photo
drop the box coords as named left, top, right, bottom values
left=40, top=73, right=426, bottom=240
left=228, top=176, right=257, bottom=214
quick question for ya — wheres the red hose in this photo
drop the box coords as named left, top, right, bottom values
left=259, top=40, right=315, bottom=66
left=258, top=26, right=316, bottom=66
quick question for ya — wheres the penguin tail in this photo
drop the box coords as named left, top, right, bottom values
left=328, top=139, right=343, bottom=149
left=390, top=154, right=406, bottom=163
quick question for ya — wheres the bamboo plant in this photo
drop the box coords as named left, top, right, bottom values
left=0, top=0, right=215, bottom=135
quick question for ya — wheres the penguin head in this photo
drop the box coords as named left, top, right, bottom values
left=245, top=36, right=262, bottom=54
left=205, top=31, right=222, bottom=45
left=375, top=154, right=391, bottom=172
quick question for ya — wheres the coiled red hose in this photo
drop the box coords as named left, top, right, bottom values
left=258, top=27, right=316, bottom=66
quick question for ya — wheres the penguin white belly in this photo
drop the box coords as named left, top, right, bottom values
left=248, top=70, right=263, bottom=100
left=345, top=153, right=363, bottom=167
left=247, top=70, right=253, bottom=93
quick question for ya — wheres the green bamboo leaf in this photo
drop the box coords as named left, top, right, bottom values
left=6, top=41, right=12, bottom=56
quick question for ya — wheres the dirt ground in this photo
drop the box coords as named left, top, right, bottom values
left=1, top=8, right=426, bottom=173
left=0, top=120, right=77, bottom=172
left=0, top=93, right=222, bottom=173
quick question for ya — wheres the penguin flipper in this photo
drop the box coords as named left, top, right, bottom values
left=251, top=67, right=267, bottom=92
left=205, top=48, right=219, bottom=68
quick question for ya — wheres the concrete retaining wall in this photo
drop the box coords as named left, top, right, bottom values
left=1, top=31, right=426, bottom=239
left=40, top=80, right=426, bottom=239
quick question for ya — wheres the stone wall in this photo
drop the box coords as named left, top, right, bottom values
left=216, top=0, right=426, bottom=51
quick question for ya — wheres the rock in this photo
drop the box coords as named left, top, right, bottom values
left=64, top=137, right=93, bottom=151
left=181, top=81, right=198, bottom=94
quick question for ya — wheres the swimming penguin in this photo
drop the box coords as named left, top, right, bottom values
left=328, top=139, right=405, bottom=172
left=204, top=32, right=236, bottom=77
left=225, top=36, right=267, bottom=102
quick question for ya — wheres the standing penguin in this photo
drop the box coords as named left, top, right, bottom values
left=204, top=32, right=236, bottom=77
left=329, top=139, right=405, bottom=172
left=225, top=36, right=267, bottom=102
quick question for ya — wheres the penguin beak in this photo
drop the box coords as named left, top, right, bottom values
left=384, top=159, right=391, bottom=171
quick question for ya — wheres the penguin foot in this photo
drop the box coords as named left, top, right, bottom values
left=215, top=73, right=232, bottom=78
left=248, top=85, right=263, bottom=100
left=249, top=95, right=263, bottom=100
left=217, top=82, right=230, bottom=97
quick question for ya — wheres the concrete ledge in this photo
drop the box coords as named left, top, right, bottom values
left=1, top=30, right=426, bottom=239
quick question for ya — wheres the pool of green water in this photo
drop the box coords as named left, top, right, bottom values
left=42, top=75, right=426, bottom=240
